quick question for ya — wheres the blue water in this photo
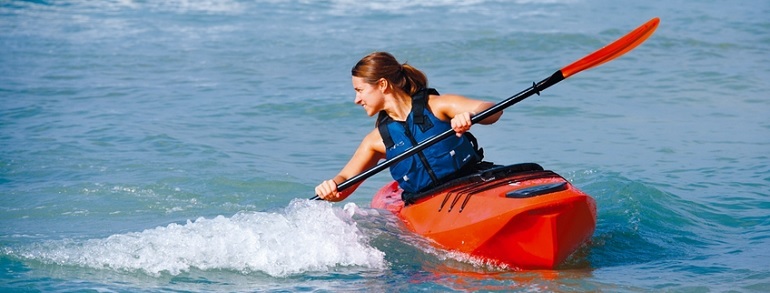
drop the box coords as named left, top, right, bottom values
left=2, top=0, right=769, bottom=291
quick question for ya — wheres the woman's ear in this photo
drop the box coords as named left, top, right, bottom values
left=378, top=78, right=390, bottom=93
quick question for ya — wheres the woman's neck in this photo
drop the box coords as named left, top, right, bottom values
left=383, top=91, right=412, bottom=121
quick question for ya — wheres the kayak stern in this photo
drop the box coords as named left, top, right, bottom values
left=472, top=192, right=596, bottom=268
left=371, top=163, right=597, bottom=269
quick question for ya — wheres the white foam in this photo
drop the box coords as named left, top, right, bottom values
left=14, top=199, right=385, bottom=277
left=78, top=0, right=245, bottom=14
left=343, top=202, right=381, bottom=218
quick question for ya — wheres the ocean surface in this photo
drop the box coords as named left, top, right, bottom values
left=2, top=0, right=769, bottom=292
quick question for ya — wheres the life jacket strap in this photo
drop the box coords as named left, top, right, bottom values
left=377, top=88, right=440, bottom=149
left=412, top=88, right=438, bottom=133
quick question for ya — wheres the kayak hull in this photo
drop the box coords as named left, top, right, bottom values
left=371, top=163, right=596, bottom=269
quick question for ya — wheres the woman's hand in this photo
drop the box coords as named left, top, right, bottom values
left=451, top=111, right=474, bottom=137
left=315, top=179, right=340, bottom=201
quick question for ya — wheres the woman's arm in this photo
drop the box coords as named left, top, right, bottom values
left=315, top=129, right=386, bottom=202
left=429, top=94, right=502, bottom=136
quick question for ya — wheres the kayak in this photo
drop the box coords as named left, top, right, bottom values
left=370, top=163, right=596, bottom=269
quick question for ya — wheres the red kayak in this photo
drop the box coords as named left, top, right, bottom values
left=371, top=163, right=596, bottom=269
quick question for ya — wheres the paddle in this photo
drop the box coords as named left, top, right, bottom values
left=312, top=17, right=660, bottom=200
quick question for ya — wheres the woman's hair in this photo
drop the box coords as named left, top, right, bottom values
left=351, top=52, right=427, bottom=96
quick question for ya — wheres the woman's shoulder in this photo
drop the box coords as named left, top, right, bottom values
left=427, top=93, right=471, bottom=120
left=428, top=92, right=472, bottom=104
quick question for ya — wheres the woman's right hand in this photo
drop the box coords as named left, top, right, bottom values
left=315, top=179, right=339, bottom=201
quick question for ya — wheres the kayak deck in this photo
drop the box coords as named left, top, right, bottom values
left=371, top=163, right=596, bottom=269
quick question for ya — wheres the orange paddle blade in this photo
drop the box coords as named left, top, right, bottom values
left=561, top=17, right=660, bottom=79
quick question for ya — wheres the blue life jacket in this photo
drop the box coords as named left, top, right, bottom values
left=377, top=88, right=483, bottom=194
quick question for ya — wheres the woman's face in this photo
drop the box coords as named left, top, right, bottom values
left=352, top=76, right=385, bottom=117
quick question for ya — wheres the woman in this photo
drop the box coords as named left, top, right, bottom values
left=315, top=52, right=503, bottom=202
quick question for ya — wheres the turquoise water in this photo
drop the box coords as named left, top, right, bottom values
left=2, top=0, right=769, bottom=291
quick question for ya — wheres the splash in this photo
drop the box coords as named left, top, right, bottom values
left=9, top=199, right=385, bottom=277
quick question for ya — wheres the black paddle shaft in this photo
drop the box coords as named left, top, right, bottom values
left=319, top=70, right=565, bottom=196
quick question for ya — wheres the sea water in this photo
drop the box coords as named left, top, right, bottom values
left=1, top=0, right=769, bottom=292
